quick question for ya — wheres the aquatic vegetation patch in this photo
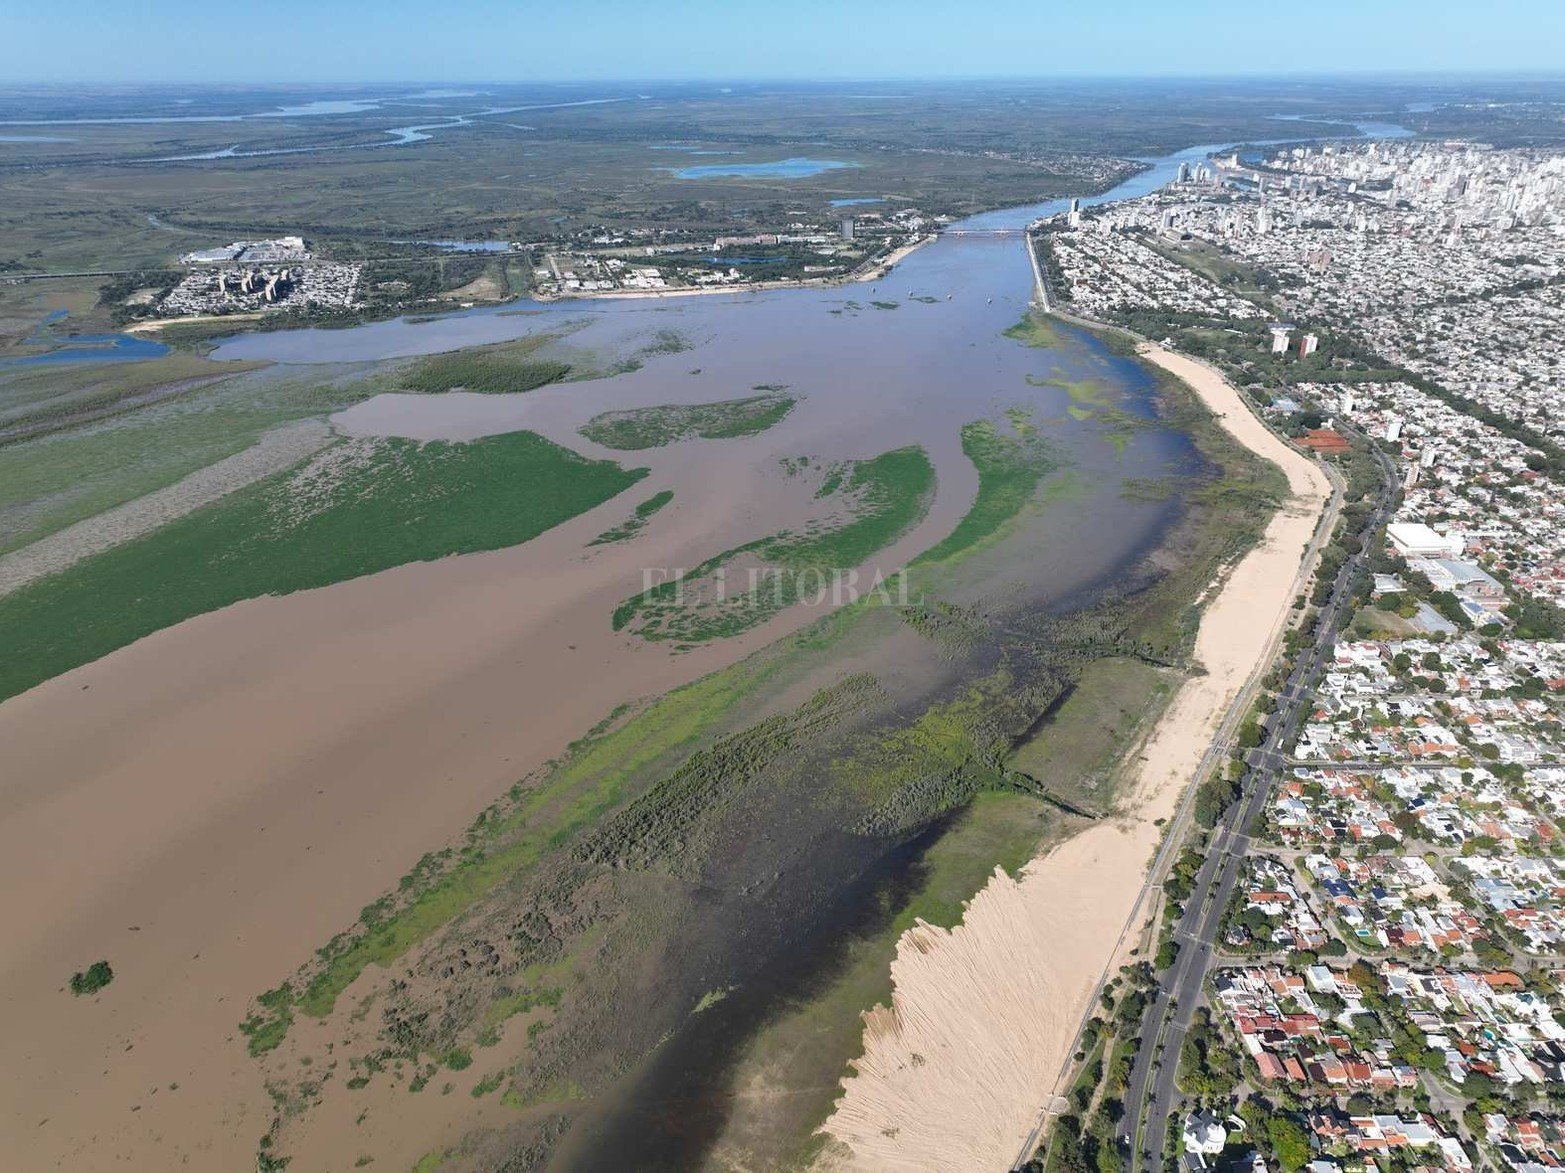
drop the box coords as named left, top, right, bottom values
left=579, top=392, right=795, bottom=450
left=840, top=667, right=1065, bottom=837
left=69, top=960, right=114, bottom=997
left=612, top=445, right=935, bottom=643
left=399, top=334, right=572, bottom=394
left=1028, top=373, right=1116, bottom=409
left=1120, top=474, right=1182, bottom=502
left=1007, top=656, right=1176, bottom=814
left=0, top=431, right=646, bottom=701
left=1003, top=313, right=1070, bottom=351
left=912, top=418, right=1061, bottom=567
left=587, top=489, right=674, bottom=546
left=240, top=983, right=296, bottom=1056
left=575, top=675, right=877, bottom=874
left=1095, top=405, right=1157, bottom=455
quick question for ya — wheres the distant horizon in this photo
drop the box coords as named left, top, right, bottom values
left=5, top=69, right=1565, bottom=91
left=6, top=0, right=1564, bottom=86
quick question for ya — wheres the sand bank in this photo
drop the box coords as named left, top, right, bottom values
left=125, top=311, right=264, bottom=333
left=816, top=343, right=1333, bottom=1171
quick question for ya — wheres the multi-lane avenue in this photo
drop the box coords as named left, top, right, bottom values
left=1115, top=440, right=1398, bottom=1170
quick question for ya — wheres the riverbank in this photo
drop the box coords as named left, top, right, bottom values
left=124, top=311, right=264, bottom=334
left=815, top=341, right=1333, bottom=1172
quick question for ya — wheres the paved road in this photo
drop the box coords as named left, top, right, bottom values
left=1117, top=441, right=1398, bottom=1170
left=1008, top=444, right=1348, bottom=1173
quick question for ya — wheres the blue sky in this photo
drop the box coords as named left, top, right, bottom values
left=5, top=0, right=1564, bottom=83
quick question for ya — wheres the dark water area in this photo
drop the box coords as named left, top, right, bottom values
left=551, top=816, right=955, bottom=1171
left=6, top=334, right=170, bottom=365
left=661, top=157, right=857, bottom=179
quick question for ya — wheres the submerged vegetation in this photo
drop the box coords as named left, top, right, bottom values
left=612, top=445, right=935, bottom=642
left=914, top=418, right=1061, bottom=566
left=0, top=431, right=645, bottom=701
left=587, top=489, right=674, bottom=546
left=579, top=392, right=795, bottom=450
left=240, top=983, right=295, bottom=1056
left=285, top=647, right=801, bottom=1022
left=399, top=335, right=572, bottom=394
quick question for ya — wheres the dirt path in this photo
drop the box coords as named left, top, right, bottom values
left=0, top=418, right=335, bottom=597
left=814, top=343, right=1332, bottom=1172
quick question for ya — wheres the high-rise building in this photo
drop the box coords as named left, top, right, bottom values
left=1269, top=325, right=1293, bottom=354
left=840, top=217, right=855, bottom=241
left=1299, top=333, right=1319, bottom=357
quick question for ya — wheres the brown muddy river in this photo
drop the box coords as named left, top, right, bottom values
left=201, top=164, right=1222, bottom=1172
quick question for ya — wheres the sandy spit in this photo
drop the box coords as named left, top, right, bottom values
left=815, top=343, right=1333, bottom=1171
left=125, top=311, right=265, bottom=333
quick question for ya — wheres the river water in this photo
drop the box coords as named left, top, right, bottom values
left=213, top=119, right=1404, bottom=369
left=209, top=121, right=1403, bottom=1170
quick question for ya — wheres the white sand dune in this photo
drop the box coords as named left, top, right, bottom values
left=816, top=343, right=1333, bottom=1172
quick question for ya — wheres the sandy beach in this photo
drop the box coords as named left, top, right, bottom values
left=124, top=311, right=264, bottom=333
left=815, top=342, right=1334, bottom=1171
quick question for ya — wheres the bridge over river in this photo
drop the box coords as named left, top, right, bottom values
left=940, top=227, right=1030, bottom=237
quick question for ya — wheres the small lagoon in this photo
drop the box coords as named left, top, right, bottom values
left=5, top=310, right=170, bottom=366
left=662, top=157, right=857, bottom=179
left=7, top=334, right=171, bottom=366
